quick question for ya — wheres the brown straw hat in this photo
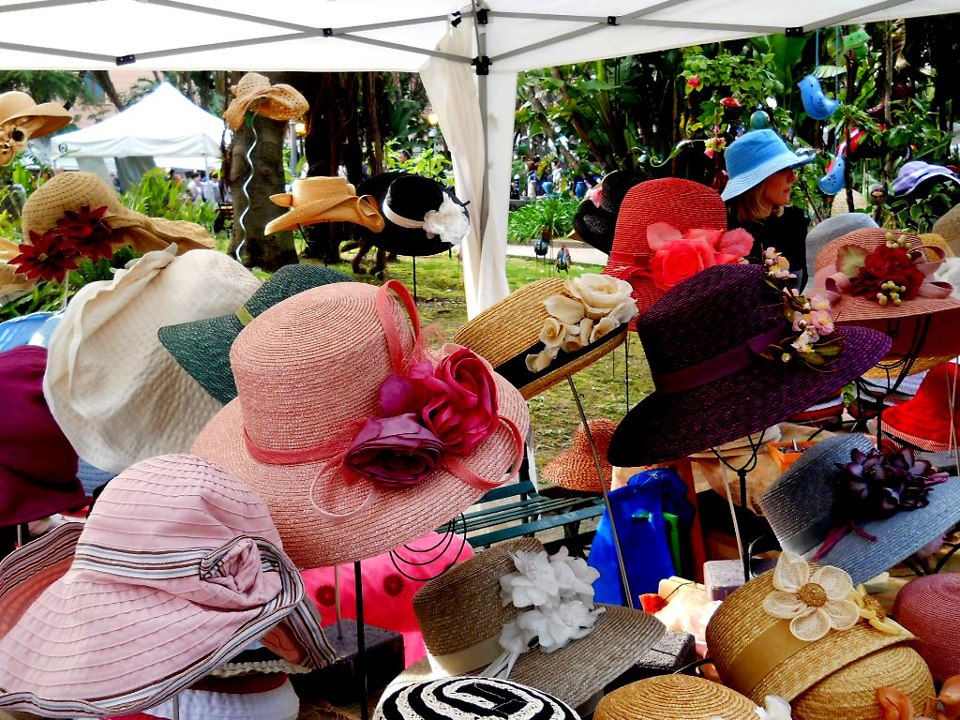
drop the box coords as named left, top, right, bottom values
left=706, top=557, right=928, bottom=708
left=933, top=202, right=960, bottom=256
left=21, top=172, right=214, bottom=255
left=387, top=538, right=665, bottom=710
left=595, top=674, right=759, bottom=720
left=0, top=91, right=72, bottom=138
left=542, top=419, right=617, bottom=493
left=224, top=73, right=309, bottom=130
left=264, top=176, right=384, bottom=235
left=455, top=275, right=636, bottom=400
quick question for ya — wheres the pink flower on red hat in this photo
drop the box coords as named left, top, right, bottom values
left=646, top=222, right=753, bottom=291
left=345, top=414, right=444, bottom=487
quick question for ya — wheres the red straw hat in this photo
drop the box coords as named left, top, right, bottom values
left=893, top=572, right=960, bottom=682
left=883, top=362, right=960, bottom=451
left=542, top=419, right=616, bottom=493
left=193, top=280, right=529, bottom=568
left=812, top=228, right=960, bottom=359
left=603, top=178, right=736, bottom=325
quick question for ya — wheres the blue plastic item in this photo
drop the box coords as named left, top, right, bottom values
left=0, top=311, right=63, bottom=352
left=818, top=154, right=847, bottom=195
left=798, top=74, right=840, bottom=121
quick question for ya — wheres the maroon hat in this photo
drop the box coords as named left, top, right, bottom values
left=0, top=346, right=87, bottom=526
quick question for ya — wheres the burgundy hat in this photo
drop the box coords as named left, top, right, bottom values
left=0, top=345, right=87, bottom=526
left=607, top=264, right=892, bottom=467
left=893, top=572, right=960, bottom=682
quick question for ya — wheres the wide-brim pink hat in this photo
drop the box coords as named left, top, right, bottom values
left=0, top=454, right=336, bottom=718
left=893, top=572, right=960, bottom=682
left=193, top=280, right=529, bottom=569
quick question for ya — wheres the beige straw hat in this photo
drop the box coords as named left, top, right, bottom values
left=387, top=538, right=665, bottom=710
left=541, top=419, right=616, bottom=493
left=595, top=674, right=760, bottom=720
left=455, top=275, right=636, bottom=400
left=264, top=176, right=385, bottom=235
left=21, top=172, right=215, bottom=255
left=933, top=203, right=960, bottom=256
left=224, top=73, right=309, bottom=130
left=0, top=91, right=71, bottom=166
left=831, top=190, right=869, bottom=216
left=706, top=554, right=933, bottom=715
left=0, top=238, right=35, bottom=305
left=43, top=246, right=262, bottom=472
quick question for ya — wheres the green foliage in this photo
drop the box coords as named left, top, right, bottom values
left=384, top=140, right=454, bottom=185
left=0, top=70, right=94, bottom=106
left=507, top=196, right=579, bottom=242
left=121, top=168, right=218, bottom=231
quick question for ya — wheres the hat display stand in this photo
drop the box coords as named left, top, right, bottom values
left=234, top=111, right=259, bottom=263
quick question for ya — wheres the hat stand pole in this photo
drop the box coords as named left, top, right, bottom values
left=171, top=694, right=180, bottom=720
left=411, top=255, right=418, bottom=304
left=15, top=523, right=25, bottom=549
left=565, top=374, right=634, bottom=609
left=234, top=111, right=259, bottom=263
left=354, top=560, right=370, bottom=720
left=711, top=430, right=766, bottom=583
left=623, top=333, right=630, bottom=412
left=334, top=564, right=344, bottom=639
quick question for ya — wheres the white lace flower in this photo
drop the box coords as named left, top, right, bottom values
left=549, top=546, right=599, bottom=603
left=498, top=617, right=535, bottom=655
left=422, top=194, right=469, bottom=245
left=761, top=551, right=859, bottom=641
left=543, top=294, right=585, bottom=325
left=516, top=601, right=604, bottom=653
left=565, top=274, right=636, bottom=321
left=756, top=695, right=792, bottom=720
left=500, top=550, right=561, bottom=608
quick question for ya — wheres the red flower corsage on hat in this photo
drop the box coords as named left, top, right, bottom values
left=10, top=203, right=112, bottom=281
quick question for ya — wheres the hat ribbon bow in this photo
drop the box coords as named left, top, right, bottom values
left=382, top=192, right=469, bottom=245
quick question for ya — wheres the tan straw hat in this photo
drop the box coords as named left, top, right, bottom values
left=224, top=73, right=309, bottom=130
left=0, top=238, right=35, bottom=305
left=706, top=552, right=932, bottom=714
left=933, top=202, right=960, bottom=256
left=264, top=176, right=385, bottom=235
left=386, top=538, right=665, bottom=710
left=542, top=419, right=616, bottom=493
left=0, top=91, right=71, bottom=166
left=595, top=674, right=760, bottom=720
left=21, top=172, right=215, bottom=255
left=831, top=189, right=869, bottom=216
left=43, top=247, right=262, bottom=472
left=455, top=275, right=637, bottom=400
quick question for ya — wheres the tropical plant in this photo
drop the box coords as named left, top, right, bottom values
left=507, top=196, right=579, bottom=242
left=121, top=168, right=218, bottom=231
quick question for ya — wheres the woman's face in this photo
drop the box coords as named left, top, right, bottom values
left=761, top=167, right=797, bottom=208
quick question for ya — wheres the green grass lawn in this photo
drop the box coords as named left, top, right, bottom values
left=311, top=250, right=654, bottom=469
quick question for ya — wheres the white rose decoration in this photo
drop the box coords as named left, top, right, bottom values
left=565, top=274, right=637, bottom=321
left=539, top=317, right=565, bottom=349
left=543, top=294, right=586, bottom=325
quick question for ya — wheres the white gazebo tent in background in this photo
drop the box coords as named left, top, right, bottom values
left=0, top=0, right=955, bottom=315
left=50, top=81, right=225, bottom=188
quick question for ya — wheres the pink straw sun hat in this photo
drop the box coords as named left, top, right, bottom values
left=0, top=453, right=336, bottom=718
left=893, top=572, right=960, bottom=682
left=193, top=280, right=529, bottom=569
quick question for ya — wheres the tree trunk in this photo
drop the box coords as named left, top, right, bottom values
left=89, top=71, right=126, bottom=112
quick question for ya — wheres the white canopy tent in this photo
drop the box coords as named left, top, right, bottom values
left=1, top=0, right=956, bottom=315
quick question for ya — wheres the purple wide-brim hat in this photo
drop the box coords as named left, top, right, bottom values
left=892, top=160, right=960, bottom=197
left=607, top=264, right=892, bottom=467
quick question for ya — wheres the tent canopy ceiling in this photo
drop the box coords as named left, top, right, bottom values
left=0, top=0, right=955, bottom=73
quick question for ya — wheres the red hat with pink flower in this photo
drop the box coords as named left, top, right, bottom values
left=602, top=178, right=753, bottom=327
left=192, top=280, right=529, bottom=569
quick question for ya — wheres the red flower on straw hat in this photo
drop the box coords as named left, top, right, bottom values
left=647, top=222, right=753, bottom=291
left=55, top=204, right=113, bottom=261
left=10, top=228, right=79, bottom=281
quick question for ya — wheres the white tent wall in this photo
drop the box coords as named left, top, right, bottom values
left=2, top=1, right=957, bottom=314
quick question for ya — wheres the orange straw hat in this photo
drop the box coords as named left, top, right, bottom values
left=706, top=551, right=933, bottom=720
left=192, top=280, right=529, bottom=569
left=542, top=419, right=616, bottom=493
left=224, top=73, right=309, bottom=130
left=595, top=674, right=761, bottom=720
left=264, top=176, right=384, bottom=235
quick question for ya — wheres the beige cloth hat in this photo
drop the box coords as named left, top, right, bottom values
left=224, top=73, right=309, bottom=130
left=43, top=246, right=262, bottom=472
left=22, top=172, right=215, bottom=255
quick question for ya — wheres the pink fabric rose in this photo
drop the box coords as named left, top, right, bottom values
left=647, top=222, right=754, bottom=291
left=345, top=413, right=443, bottom=486
left=379, top=360, right=434, bottom=415
left=420, top=347, right=500, bottom=456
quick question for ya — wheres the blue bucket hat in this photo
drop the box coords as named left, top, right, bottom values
left=721, top=129, right=816, bottom=202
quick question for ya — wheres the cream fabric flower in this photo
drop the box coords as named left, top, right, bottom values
left=515, top=600, right=604, bottom=653
left=422, top=193, right=469, bottom=245
left=565, top=274, right=636, bottom=321
left=756, top=695, right=793, bottom=720
left=590, top=315, right=620, bottom=344
left=761, top=551, right=859, bottom=641
left=543, top=294, right=586, bottom=325
left=851, top=584, right=910, bottom=636
left=524, top=346, right=558, bottom=373
left=500, top=549, right=561, bottom=608
left=539, top=317, right=565, bottom=349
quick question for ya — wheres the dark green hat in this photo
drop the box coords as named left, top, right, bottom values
left=158, top=263, right=354, bottom=404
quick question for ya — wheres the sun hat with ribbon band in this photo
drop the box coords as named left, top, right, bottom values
left=602, top=178, right=738, bottom=327
left=934, top=202, right=960, bottom=256
left=607, top=262, right=892, bottom=468
left=594, top=674, right=763, bottom=720
left=224, top=72, right=309, bottom=130
left=759, top=433, right=960, bottom=586
left=541, top=419, right=616, bottom=493
left=812, top=228, right=960, bottom=360
left=355, top=172, right=470, bottom=257
left=706, top=550, right=933, bottom=719
left=263, top=177, right=385, bottom=236
left=802, top=213, right=879, bottom=293
left=0, top=346, right=88, bottom=528
left=720, top=129, right=816, bottom=202
left=0, top=91, right=71, bottom=166
left=882, top=362, right=960, bottom=451
left=454, top=274, right=637, bottom=400
left=572, top=170, right=645, bottom=255
left=384, top=538, right=665, bottom=711
left=43, top=246, right=262, bottom=473
left=375, top=677, right=581, bottom=720
left=192, top=279, right=528, bottom=569
left=159, top=264, right=355, bottom=405
left=0, top=453, right=337, bottom=719
left=21, top=171, right=215, bottom=258
left=893, top=573, right=960, bottom=683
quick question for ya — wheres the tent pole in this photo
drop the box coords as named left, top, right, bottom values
left=474, top=3, right=490, bottom=270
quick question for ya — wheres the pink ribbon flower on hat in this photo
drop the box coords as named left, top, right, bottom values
left=647, top=222, right=753, bottom=291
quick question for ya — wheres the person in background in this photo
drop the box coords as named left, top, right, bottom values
left=721, top=129, right=815, bottom=286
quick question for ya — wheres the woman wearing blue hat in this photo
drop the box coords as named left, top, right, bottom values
left=722, top=129, right=816, bottom=285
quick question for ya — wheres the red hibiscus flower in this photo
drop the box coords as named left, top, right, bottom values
left=10, top=229, right=81, bottom=282
left=848, top=246, right=925, bottom=300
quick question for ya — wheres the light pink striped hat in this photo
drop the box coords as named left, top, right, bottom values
left=192, top=280, right=529, bottom=568
left=893, top=572, right=960, bottom=682
left=0, top=454, right=336, bottom=718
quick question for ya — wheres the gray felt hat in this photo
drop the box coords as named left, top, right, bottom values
left=760, top=433, right=960, bottom=585
left=803, top=213, right=878, bottom=292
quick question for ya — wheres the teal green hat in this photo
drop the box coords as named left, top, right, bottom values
left=158, top=263, right=354, bottom=404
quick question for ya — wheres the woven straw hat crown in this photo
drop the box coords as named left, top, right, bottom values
left=933, top=203, right=960, bottom=255
left=264, top=176, right=384, bottom=235
left=883, top=361, right=960, bottom=451
left=0, top=90, right=71, bottom=138
left=595, top=674, right=759, bottom=720
left=224, top=73, right=309, bottom=130
left=542, top=418, right=616, bottom=492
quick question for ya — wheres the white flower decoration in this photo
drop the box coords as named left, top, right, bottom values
left=525, top=346, right=559, bottom=373
left=539, top=317, right=565, bottom=349
left=761, top=551, right=859, bottom=642
left=549, top=546, right=600, bottom=604
left=756, top=695, right=793, bottom=720
left=422, top=194, right=469, bottom=245
left=564, top=274, right=637, bottom=322
left=542, top=294, right=586, bottom=325
left=515, top=600, right=604, bottom=653
left=499, top=550, right=561, bottom=608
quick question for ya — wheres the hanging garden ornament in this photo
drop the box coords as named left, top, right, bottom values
left=798, top=74, right=840, bottom=121
left=869, top=183, right=887, bottom=205
left=818, top=154, right=847, bottom=195
left=749, top=109, right=769, bottom=130
left=842, top=28, right=871, bottom=61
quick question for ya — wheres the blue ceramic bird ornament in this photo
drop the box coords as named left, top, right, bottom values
left=818, top=154, right=846, bottom=195
left=798, top=74, right=840, bottom=121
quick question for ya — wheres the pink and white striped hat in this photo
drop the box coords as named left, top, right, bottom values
left=0, top=454, right=336, bottom=718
